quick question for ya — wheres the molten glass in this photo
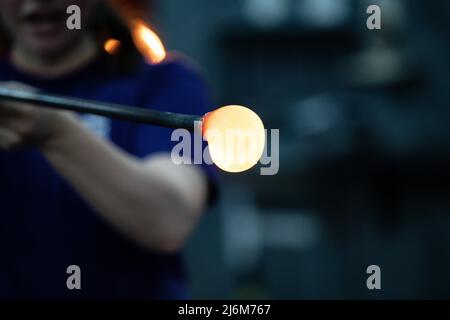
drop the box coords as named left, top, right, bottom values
left=131, top=20, right=167, bottom=64
left=203, top=105, right=265, bottom=173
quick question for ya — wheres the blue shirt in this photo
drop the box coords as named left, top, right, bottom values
left=0, top=54, right=213, bottom=299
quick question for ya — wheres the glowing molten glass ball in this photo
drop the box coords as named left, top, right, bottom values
left=202, top=105, right=266, bottom=173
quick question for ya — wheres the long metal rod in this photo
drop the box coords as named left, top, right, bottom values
left=0, top=87, right=203, bottom=131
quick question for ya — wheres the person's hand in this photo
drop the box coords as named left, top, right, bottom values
left=0, top=81, right=74, bottom=151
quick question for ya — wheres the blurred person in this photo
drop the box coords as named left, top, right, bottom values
left=0, top=0, right=214, bottom=299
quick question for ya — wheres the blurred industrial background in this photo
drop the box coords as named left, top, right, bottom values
left=146, top=0, right=450, bottom=299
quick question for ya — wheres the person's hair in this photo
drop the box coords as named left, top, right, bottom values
left=0, top=1, right=142, bottom=74
left=0, top=13, right=11, bottom=55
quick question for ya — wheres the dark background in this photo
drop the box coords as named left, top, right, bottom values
left=147, top=0, right=450, bottom=299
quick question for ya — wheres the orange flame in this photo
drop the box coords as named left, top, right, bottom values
left=131, top=20, right=167, bottom=64
left=104, top=38, right=122, bottom=55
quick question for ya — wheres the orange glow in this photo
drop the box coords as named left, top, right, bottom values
left=203, top=105, right=266, bottom=173
left=131, top=20, right=167, bottom=64
left=104, top=38, right=122, bottom=55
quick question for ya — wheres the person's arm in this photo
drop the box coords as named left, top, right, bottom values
left=0, top=82, right=208, bottom=253
left=43, top=115, right=207, bottom=252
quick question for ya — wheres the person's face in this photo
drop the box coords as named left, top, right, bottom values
left=0, top=0, right=96, bottom=57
